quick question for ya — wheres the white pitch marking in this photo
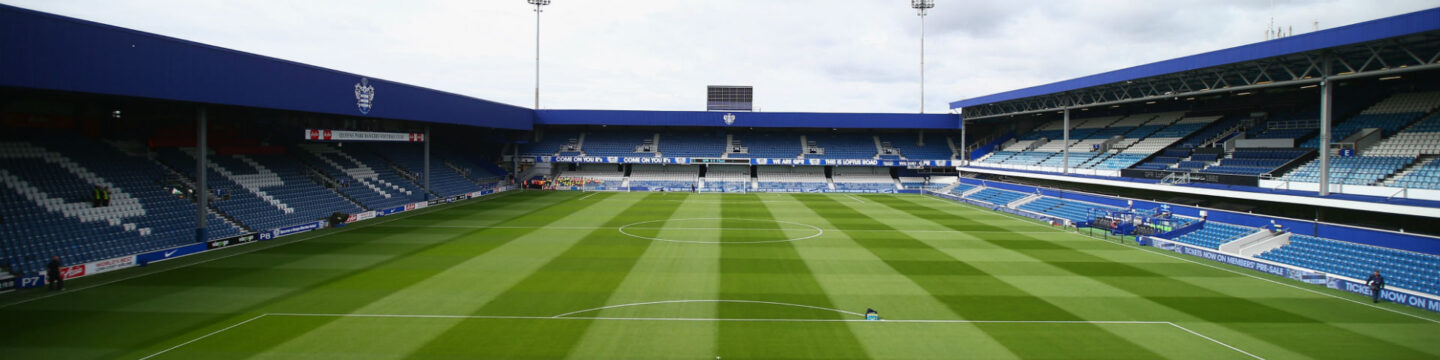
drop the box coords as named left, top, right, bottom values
left=1167, top=322, right=1266, bottom=360
left=549, top=299, right=866, bottom=318
left=137, top=314, right=269, bottom=360
left=0, top=192, right=518, bottom=310
left=578, top=192, right=600, bottom=200
left=844, top=194, right=866, bottom=203
left=617, top=218, right=826, bottom=244
left=919, top=194, right=1440, bottom=325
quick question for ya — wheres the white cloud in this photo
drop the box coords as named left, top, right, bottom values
left=4, top=0, right=1436, bottom=113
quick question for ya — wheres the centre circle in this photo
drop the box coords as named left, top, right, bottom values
left=617, top=218, right=824, bottom=244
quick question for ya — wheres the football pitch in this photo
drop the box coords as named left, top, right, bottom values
left=4, top=191, right=1440, bottom=359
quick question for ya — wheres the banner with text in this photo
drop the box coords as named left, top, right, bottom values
left=305, top=129, right=425, bottom=142
left=1327, top=277, right=1440, bottom=313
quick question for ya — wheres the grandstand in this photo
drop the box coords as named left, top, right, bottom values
left=962, top=188, right=1030, bottom=206
left=5, top=3, right=1440, bottom=359
left=0, top=138, right=244, bottom=275
left=973, top=112, right=1213, bottom=173
left=657, top=131, right=726, bottom=158
left=804, top=132, right=877, bottom=159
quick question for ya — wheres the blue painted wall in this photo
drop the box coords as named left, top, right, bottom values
left=0, top=5, right=533, bottom=130
left=536, top=110, right=960, bottom=130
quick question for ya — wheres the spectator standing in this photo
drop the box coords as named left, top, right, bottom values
left=46, top=256, right=63, bottom=291
left=1366, top=270, right=1385, bottom=303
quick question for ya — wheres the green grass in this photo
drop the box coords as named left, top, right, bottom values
left=3, top=191, right=1439, bottom=359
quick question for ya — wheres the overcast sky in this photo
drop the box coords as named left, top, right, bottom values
left=6, top=0, right=1438, bottom=113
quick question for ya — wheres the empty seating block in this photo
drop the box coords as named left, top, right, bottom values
left=659, top=132, right=726, bottom=158
left=730, top=133, right=800, bottom=159
left=1017, top=198, right=1122, bottom=223
left=1280, top=156, right=1414, bottom=186
left=963, top=188, right=1029, bottom=206
left=1260, top=235, right=1440, bottom=295
left=583, top=132, right=654, bottom=157
left=1365, top=114, right=1440, bottom=157
left=755, top=166, right=826, bottom=192
left=805, top=133, right=875, bottom=159
left=519, top=131, right=580, bottom=156
left=364, top=143, right=483, bottom=198
left=629, top=165, right=698, bottom=191
left=1, top=138, right=243, bottom=275
left=296, top=144, right=425, bottom=210
left=879, top=134, right=953, bottom=160
left=831, top=165, right=895, bottom=191
left=1168, top=222, right=1257, bottom=249
left=1386, top=159, right=1440, bottom=190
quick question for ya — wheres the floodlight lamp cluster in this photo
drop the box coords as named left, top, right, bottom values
left=528, top=0, right=550, bottom=6
left=911, top=0, right=934, bottom=15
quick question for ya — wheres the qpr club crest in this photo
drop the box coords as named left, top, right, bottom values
left=723, top=113, right=736, bottom=126
left=354, top=78, right=376, bottom=115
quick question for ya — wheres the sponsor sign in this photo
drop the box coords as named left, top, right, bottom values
left=86, top=255, right=137, bottom=275
left=270, top=220, right=327, bottom=239
left=207, top=233, right=257, bottom=250
left=304, top=129, right=423, bottom=142
left=378, top=206, right=405, bottom=216
left=535, top=156, right=689, bottom=164
left=1151, top=238, right=1290, bottom=277
left=60, top=264, right=86, bottom=280
left=1328, top=277, right=1440, bottom=313
left=0, top=275, right=14, bottom=293
left=137, top=243, right=209, bottom=264
left=17, top=274, right=45, bottom=289
left=346, top=210, right=377, bottom=223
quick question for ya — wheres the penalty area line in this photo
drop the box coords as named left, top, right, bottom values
left=137, top=314, right=269, bottom=360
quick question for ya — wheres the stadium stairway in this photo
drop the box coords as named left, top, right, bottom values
left=360, top=143, right=483, bottom=198
left=156, top=148, right=365, bottom=232
left=296, top=143, right=425, bottom=210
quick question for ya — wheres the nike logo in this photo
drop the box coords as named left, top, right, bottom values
left=164, top=249, right=179, bottom=257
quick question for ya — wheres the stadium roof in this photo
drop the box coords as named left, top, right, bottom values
left=952, top=7, right=1440, bottom=120
left=0, top=4, right=535, bottom=130
left=536, top=110, right=959, bottom=129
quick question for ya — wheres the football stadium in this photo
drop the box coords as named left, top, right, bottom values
left=3, top=2, right=1440, bottom=359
